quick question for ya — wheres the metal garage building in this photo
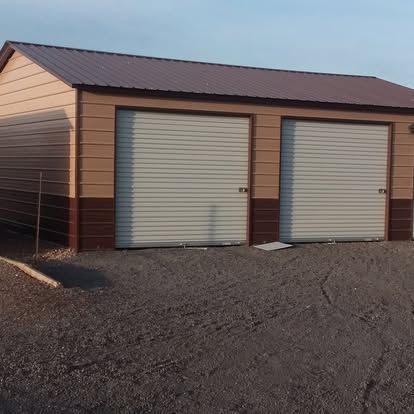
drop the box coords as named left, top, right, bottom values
left=0, top=40, right=414, bottom=251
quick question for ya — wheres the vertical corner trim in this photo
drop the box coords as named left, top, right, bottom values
left=73, top=88, right=81, bottom=252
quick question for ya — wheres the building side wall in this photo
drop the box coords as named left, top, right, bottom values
left=78, top=91, right=414, bottom=250
left=0, top=51, right=76, bottom=246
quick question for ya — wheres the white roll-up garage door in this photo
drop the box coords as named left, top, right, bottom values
left=280, top=120, right=389, bottom=242
left=115, top=110, right=249, bottom=248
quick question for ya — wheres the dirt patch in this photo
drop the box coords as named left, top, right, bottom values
left=1, top=241, right=414, bottom=412
left=36, top=247, right=75, bottom=262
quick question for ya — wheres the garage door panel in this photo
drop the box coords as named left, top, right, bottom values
left=116, top=239, right=243, bottom=247
left=116, top=184, right=246, bottom=191
left=283, top=122, right=387, bottom=134
left=280, top=120, right=388, bottom=242
left=117, top=114, right=246, bottom=125
left=117, top=123, right=248, bottom=134
left=116, top=210, right=245, bottom=218
left=116, top=142, right=248, bottom=152
left=116, top=131, right=248, bottom=141
left=116, top=110, right=249, bottom=248
left=282, top=130, right=387, bottom=140
left=117, top=198, right=245, bottom=204
left=117, top=173, right=245, bottom=180
left=117, top=158, right=247, bottom=166
left=283, top=139, right=387, bottom=150
left=282, top=173, right=387, bottom=179
left=282, top=146, right=387, bottom=156
left=284, top=156, right=386, bottom=165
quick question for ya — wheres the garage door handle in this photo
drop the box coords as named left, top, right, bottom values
left=378, top=189, right=386, bottom=194
left=238, top=187, right=248, bottom=193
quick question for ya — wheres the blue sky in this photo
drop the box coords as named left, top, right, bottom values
left=2, top=0, right=414, bottom=88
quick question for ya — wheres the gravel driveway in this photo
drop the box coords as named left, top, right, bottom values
left=1, top=241, right=414, bottom=413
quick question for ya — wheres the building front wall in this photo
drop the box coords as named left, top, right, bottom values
left=78, top=90, right=414, bottom=250
left=0, top=51, right=77, bottom=247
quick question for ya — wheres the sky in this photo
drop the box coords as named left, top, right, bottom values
left=1, top=0, right=414, bottom=88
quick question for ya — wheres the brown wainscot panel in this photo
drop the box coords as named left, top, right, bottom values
left=389, top=199, right=413, bottom=241
left=250, top=198, right=279, bottom=244
left=79, top=197, right=115, bottom=251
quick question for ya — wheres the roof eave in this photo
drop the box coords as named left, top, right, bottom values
left=73, top=84, right=414, bottom=115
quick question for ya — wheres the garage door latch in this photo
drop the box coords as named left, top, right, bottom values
left=238, top=187, right=248, bottom=193
left=378, top=188, right=387, bottom=194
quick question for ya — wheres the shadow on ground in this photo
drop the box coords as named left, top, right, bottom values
left=0, top=224, right=59, bottom=260
left=36, top=262, right=110, bottom=289
left=0, top=225, right=110, bottom=289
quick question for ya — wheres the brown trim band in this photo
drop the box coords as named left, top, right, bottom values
left=78, top=197, right=280, bottom=250
left=250, top=198, right=279, bottom=245
left=78, top=196, right=410, bottom=248
left=389, top=199, right=413, bottom=241
left=79, top=197, right=114, bottom=251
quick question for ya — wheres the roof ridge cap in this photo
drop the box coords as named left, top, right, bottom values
left=6, top=40, right=376, bottom=79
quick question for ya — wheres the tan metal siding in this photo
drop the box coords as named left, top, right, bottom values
left=115, top=110, right=249, bottom=247
left=280, top=120, right=389, bottom=242
left=392, top=132, right=414, bottom=199
left=0, top=51, right=76, bottom=244
left=0, top=52, right=76, bottom=196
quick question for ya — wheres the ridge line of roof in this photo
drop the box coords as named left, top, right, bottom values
left=7, top=40, right=376, bottom=79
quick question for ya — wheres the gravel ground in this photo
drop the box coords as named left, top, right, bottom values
left=1, top=239, right=414, bottom=413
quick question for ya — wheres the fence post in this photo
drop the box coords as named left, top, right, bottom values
left=35, top=172, right=43, bottom=261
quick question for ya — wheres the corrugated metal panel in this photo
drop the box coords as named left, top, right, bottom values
left=115, top=111, right=249, bottom=248
left=5, top=41, right=414, bottom=109
left=0, top=49, right=76, bottom=247
left=280, top=120, right=388, bottom=242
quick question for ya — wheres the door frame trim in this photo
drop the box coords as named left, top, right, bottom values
left=384, top=124, right=393, bottom=240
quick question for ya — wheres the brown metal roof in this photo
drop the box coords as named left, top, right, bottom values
left=2, top=40, right=414, bottom=109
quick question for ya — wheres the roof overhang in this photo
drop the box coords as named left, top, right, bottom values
left=75, top=84, right=414, bottom=116
left=0, top=41, right=74, bottom=87
left=0, top=41, right=15, bottom=73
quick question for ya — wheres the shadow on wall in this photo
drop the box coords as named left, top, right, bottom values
left=0, top=109, right=72, bottom=249
left=208, top=203, right=217, bottom=243
left=36, top=261, right=111, bottom=289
